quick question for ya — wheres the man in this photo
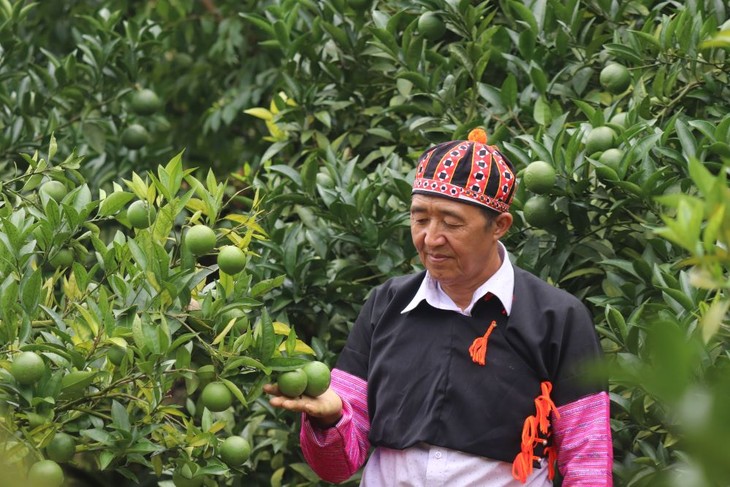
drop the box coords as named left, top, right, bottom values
left=264, top=129, right=613, bottom=486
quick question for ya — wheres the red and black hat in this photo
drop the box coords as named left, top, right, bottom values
left=412, top=128, right=517, bottom=213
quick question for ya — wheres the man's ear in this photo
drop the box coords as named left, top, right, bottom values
left=493, top=212, right=513, bottom=239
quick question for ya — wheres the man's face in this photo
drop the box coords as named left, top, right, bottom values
left=410, top=194, right=511, bottom=291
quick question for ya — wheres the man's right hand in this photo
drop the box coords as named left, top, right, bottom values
left=263, top=384, right=343, bottom=428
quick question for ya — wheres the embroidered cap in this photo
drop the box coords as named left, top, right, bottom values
left=412, top=128, right=517, bottom=213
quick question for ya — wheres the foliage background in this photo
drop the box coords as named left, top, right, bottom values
left=2, top=0, right=730, bottom=486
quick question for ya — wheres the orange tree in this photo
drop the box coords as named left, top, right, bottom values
left=0, top=139, right=321, bottom=486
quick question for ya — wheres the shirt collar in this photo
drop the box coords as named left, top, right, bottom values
left=401, top=241, right=514, bottom=316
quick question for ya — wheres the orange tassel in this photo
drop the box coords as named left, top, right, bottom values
left=468, top=321, right=497, bottom=365
left=534, top=381, right=560, bottom=434
left=511, top=381, right=558, bottom=483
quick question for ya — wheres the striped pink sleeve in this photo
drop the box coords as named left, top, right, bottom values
left=553, top=391, right=613, bottom=486
left=300, top=368, right=370, bottom=484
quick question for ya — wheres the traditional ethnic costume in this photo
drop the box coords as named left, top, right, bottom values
left=298, top=130, right=613, bottom=485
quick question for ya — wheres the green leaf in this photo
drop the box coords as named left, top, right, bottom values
left=99, top=191, right=135, bottom=217
left=220, top=378, right=247, bottom=407
left=111, top=400, right=131, bottom=431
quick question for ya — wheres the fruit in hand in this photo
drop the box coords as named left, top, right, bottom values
left=185, top=225, right=216, bottom=255
left=277, top=369, right=308, bottom=398
left=10, top=351, right=46, bottom=385
left=219, top=436, right=251, bottom=466
left=201, top=381, right=233, bottom=412
left=217, top=245, right=246, bottom=274
left=302, top=361, right=331, bottom=397
left=127, top=200, right=157, bottom=229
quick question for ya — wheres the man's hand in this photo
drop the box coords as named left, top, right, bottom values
left=263, top=384, right=343, bottom=428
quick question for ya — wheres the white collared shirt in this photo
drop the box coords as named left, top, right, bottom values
left=401, top=241, right=515, bottom=317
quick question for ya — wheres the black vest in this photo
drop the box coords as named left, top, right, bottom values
left=336, top=267, right=604, bottom=463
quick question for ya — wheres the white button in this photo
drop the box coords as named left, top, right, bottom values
left=434, top=451, right=442, bottom=459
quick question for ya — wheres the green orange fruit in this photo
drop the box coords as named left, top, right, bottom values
left=46, top=432, right=76, bottom=463
left=127, top=200, right=156, bottom=229
left=585, top=126, right=617, bottom=155
left=418, top=12, right=446, bottom=41
left=40, top=181, right=67, bottom=202
left=522, top=161, right=557, bottom=194
left=185, top=225, right=216, bottom=256
left=302, top=361, right=331, bottom=397
left=217, top=245, right=246, bottom=274
left=196, top=364, right=216, bottom=385
left=121, top=124, right=150, bottom=150
left=599, top=63, right=631, bottom=94
left=522, top=195, right=556, bottom=228
left=27, top=460, right=64, bottom=487
left=609, top=112, right=629, bottom=128
left=49, top=248, right=74, bottom=268
left=10, top=351, right=46, bottom=385
left=277, top=369, right=308, bottom=398
left=201, top=381, right=233, bottom=412
left=130, top=89, right=162, bottom=115
left=219, top=436, right=252, bottom=466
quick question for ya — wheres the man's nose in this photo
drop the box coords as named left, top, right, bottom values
left=423, top=223, right=445, bottom=246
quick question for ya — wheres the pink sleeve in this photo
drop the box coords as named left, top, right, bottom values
left=553, top=391, right=613, bottom=486
left=300, top=368, right=370, bottom=484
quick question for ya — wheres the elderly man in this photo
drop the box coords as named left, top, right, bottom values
left=265, top=129, right=613, bottom=486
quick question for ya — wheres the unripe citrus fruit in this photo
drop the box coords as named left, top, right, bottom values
left=127, top=200, right=156, bottom=229
left=418, top=12, right=446, bottom=41
left=219, top=436, right=251, bottom=466
left=609, top=112, right=629, bottom=128
left=27, top=460, right=64, bottom=487
left=201, top=381, right=233, bottom=412
left=49, top=248, right=74, bottom=268
left=302, top=361, right=331, bottom=397
left=130, top=89, right=162, bottom=115
left=277, top=369, right=308, bottom=398
left=585, top=126, right=617, bottom=155
left=10, top=351, right=46, bottom=385
left=522, top=195, right=556, bottom=228
left=121, top=123, right=150, bottom=150
left=185, top=225, right=216, bottom=256
left=522, top=161, right=557, bottom=194
left=196, top=364, right=216, bottom=385
left=599, top=63, right=631, bottom=94
left=598, top=148, right=624, bottom=171
left=46, top=432, right=76, bottom=463
left=217, top=245, right=246, bottom=274
left=40, top=181, right=67, bottom=202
